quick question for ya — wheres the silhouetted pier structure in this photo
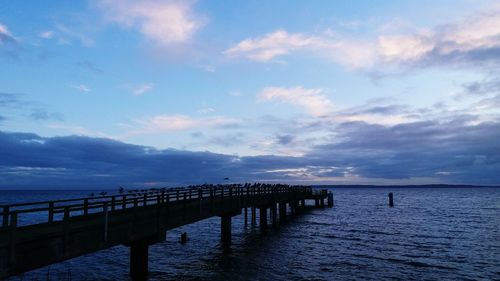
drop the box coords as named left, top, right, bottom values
left=0, top=183, right=330, bottom=280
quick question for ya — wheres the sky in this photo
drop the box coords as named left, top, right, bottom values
left=1, top=0, right=500, bottom=188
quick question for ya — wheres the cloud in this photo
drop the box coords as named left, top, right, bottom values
left=97, top=0, right=204, bottom=46
left=306, top=117, right=500, bottom=184
left=461, top=78, right=500, bottom=96
left=225, top=5, right=500, bottom=71
left=0, top=92, right=63, bottom=122
left=55, top=24, right=94, bottom=47
left=258, top=86, right=333, bottom=116
left=127, top=114, right=241, bottom=135
left=1, top=114, right=499, bottom=189
left=29, top=109, right=63, bottom=121
left=39, top=31, right=54, bottom=39
left=224, top=29, right=323, bottom=62
left=133, top=83, right=154, bottom=95
left=197, top=106, right=215, bottom=114
left=0, top=130, right=305, bottom=188
left=72, top=84, right=91, bottom=92
left=0, top=24, right=17, bottom=44
left=0, top=23, right=21, bottom=59
left=0, top=92, right=22, bottom=107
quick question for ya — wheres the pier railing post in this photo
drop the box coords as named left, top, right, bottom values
left=48, top=202, right=54, bottom=223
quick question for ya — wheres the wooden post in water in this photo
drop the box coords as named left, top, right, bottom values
left=130, top=240, right=149, bottom=281
left=327, top=192, right=334, bottom=207
left=388, top=192, right=394, bottom=207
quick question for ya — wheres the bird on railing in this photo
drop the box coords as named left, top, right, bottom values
left=118, top=186, right=125, bottom=194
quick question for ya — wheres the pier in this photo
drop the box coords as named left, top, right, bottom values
left=0, top=184, right=330, bottom=280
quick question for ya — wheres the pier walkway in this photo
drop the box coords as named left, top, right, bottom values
left=0, top=184, right=331, bottom=280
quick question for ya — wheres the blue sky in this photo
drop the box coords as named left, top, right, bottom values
left=1, top=0, right=500, bottom=188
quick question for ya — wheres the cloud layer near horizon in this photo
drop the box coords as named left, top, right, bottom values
left=1, top=112, right=499, bottom=188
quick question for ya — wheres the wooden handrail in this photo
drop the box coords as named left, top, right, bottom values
left=1, top=183, right=313, bottom=227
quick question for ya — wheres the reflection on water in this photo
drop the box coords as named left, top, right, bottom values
left=3, top=187, right=499, bottom=280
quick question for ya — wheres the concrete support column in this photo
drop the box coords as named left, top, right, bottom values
left=259, top=207, right=267, bottom=232
left=130, top=240, right=149, bottom=281
left=320, top=198, right=325, bottom=207
left=220, top=215, right=232, bottom=244
left=300, top=199, right=305, bottom=208
left=271, top=203, right=277, bottom=227
left=279, top=202, right=287, bottom=223
left=315, top=198, right=320, bottom=207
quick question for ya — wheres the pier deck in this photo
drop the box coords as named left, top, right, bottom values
left=0, top=184, right=330, bottom=280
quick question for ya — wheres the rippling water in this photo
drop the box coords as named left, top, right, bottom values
left=2, top=187, right=499, bottom=281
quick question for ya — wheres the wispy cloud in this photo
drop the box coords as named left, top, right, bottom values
left=0, top=23, right=21, bottom=59
left=258, top=86, right=333, bottom=116
left=0, top=24, right=17, bottom=44
left=225, top=5, right=500, bottom=71
left=133, top=83, right=154, bottom=95
left=97, top=0, right=205, bottom=46
left=224, top=29, right=322, bottom=62
left=55, top=24, right=94, bottom=47
left=127, top=114, right=240, bottom=135
left=39, top=31, right=54, bottom=39
left=71, top=84, right=91, bottom=93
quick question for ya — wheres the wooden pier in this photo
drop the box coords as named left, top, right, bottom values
left=0, top=184, right=330, bottom=280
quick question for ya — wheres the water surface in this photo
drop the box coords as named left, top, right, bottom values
left=2, top=187, right=499, bottom=280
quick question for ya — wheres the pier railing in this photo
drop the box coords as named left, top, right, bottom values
left=1, top=184, right=312, bottom=228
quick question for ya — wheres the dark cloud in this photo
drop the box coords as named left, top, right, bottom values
left=0, top=92, right=23, bottom=107
left=0, top=92, right=63, bottom=121
left=307, top=117, right=500, bottom=184
left=29, top=109, right=64, bottom=121
left=276, top=134, right=294, bottom=145
left=462, top=78, right=500, bottom=96
left=358, top=105, right=408, bottom=115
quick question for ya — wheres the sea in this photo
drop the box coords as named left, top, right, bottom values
left=1, top=187, right=499, bottom=281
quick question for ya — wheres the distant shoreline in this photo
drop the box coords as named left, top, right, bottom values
left=0, top=184, right=499, bottom=191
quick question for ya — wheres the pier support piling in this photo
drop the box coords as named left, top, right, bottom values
left=251, top=206, right=256, bottom=226
left=220, top=215, right=232, bottom=245
left=259, top=207, right=267, bottom=232
left=130, top=240, right=149, bottom=281
left=244, top=207, right=248, bottom=227
left=271, top=203, right=277, bottom=227
left=279, top=202, right=286, bottom=223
